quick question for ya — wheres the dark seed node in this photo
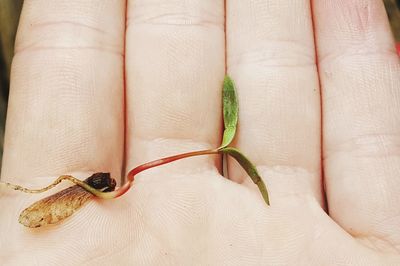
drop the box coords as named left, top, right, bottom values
left=85, top=172, right=116, bottom=192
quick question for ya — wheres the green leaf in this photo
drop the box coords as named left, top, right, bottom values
left=220, top=147, right=270, bottom=205
left=218, top=75, right=238, bottom=149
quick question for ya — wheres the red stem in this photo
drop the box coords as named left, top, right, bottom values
left=112, top=149, right=219, bottom=198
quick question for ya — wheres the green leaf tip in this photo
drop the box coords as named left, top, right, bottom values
left=216, top=76, right=269, bottom=205
left=220, top=147, right=270, bottom=205
left=219, top=75, right=239, bottom=149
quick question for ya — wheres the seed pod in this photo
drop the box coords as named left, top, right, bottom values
left=18, top=173, right=116, bottom=228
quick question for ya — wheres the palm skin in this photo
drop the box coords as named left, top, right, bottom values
left=1, top=0, right=400, bottom=265
left=1, top=169, right=398, bottom=265
left=0, top=171, right=305, bottom=265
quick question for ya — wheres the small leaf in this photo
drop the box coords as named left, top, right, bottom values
left=220, top=147, right=270, bottom=205
left=219, top=75, right=239, bottom=149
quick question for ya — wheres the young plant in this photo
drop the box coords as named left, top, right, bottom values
left=0, top=76, right=269, bottom=228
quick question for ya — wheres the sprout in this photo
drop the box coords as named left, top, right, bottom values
left=0, top=76, right=269, bottom=228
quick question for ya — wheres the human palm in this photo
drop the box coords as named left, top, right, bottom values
left=0, top=169, right=396, bottom=265
left=1, top=1, right=400, bottom=265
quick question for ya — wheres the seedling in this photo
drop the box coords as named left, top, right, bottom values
left=0, top=76, right=269, bottom=228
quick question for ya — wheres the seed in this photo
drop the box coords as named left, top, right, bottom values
left=18, top=173, right=116, bottom=228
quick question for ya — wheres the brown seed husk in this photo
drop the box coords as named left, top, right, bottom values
left=19, top=173, right=116, bottom=228
left=19, top=185, right=93, bottom=228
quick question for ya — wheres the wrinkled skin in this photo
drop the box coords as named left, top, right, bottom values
left=1, top=0, right=400, bottom=265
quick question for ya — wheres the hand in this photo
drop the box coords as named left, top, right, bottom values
left=1, top=1, right=400, bottom=265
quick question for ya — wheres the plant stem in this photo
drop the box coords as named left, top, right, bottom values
left=126, top=149, right=219, bottom=181
left=98, top=148, right=220, bottom=199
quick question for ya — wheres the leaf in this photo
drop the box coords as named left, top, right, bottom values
left=220, top=147, right=270, bottom=205
left=218, top=75, right=239, bottom=149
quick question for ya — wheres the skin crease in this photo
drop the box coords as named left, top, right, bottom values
left=0, top=0, right=400, bottom=265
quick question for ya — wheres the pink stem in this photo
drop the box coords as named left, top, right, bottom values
left=111, top=149, right=219, bottom=198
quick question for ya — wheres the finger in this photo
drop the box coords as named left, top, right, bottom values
left=1, top=0, right=125, bottom=183
left=226, top=1, right=322, bottom=203
left=125, top=0, right=225, bottom=176
left=313, top=0, right=400, bottom=248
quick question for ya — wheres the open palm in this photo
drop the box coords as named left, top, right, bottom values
left=1, top=1, right=400, bottom=265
